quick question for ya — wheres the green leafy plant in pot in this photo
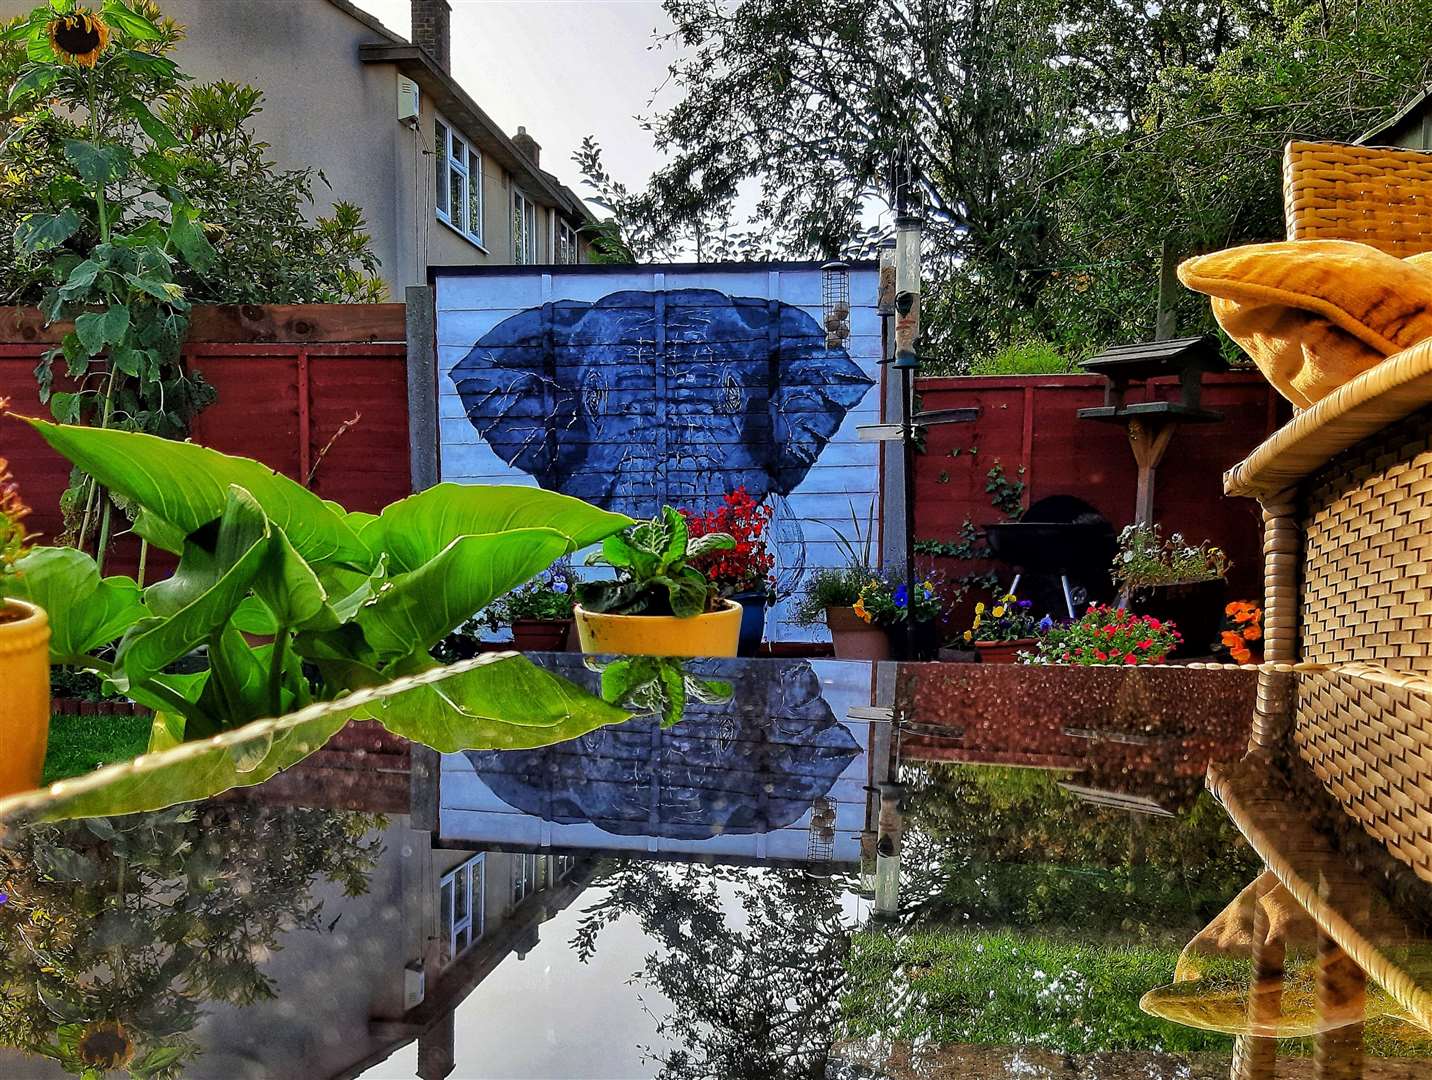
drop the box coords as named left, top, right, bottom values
left=1113, top=524, right=1228, bottom=659
left=485, top=561, right=576, bottom=652
left=574, top=506, right=741, bottom=657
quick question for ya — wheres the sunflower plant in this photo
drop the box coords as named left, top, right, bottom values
left=0, top=1, right=218, bottom=564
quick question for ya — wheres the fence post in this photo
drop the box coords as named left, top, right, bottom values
left=406, top=285, right=440, bottom=492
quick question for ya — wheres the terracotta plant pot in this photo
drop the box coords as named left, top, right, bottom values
left=729, top=590, right=768, bottom=657
left=825, top=605, right=890, bottom=662
left=511, top=617, right=573, bottom=652
left=1127, top=579, right=1227, bottom=659
left=974, top=637, right=1035, bottom=664
left=0, top=598, right=50, bottom=797
left=574, top=600, right=742, bottom=658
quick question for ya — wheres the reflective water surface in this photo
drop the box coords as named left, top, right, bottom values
left=0, top=658, right=1428, bottom=1079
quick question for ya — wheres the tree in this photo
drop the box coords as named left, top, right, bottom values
left=0, top=804, right=384, bottom=1079
left=573, top=861, right=851, bottom=1080
left=600, top=0, right=1432, bottom=371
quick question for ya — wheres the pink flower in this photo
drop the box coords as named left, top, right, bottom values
left=1137, top=639, right=1153, bottom=650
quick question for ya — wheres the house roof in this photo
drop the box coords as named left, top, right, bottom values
left=1359, top=85, right=1432, bottom=145
left=322, top=0, right=595, bottom=223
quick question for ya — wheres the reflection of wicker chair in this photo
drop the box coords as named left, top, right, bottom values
left=1216, top=140, right=1432, bottom=1075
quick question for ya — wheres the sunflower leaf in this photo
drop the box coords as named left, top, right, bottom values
left=63, top=139, right=131, bottom=186
left=102, top=0, right=162, bottom=41
left=15, top=209, right=80, bottom=253
left=7, top=66, right=56, bottom=107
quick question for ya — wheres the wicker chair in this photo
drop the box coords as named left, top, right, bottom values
left=1215, top=140, right=1432, bottom=1074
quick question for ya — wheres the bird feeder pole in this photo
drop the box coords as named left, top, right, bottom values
left=893, top=152, right=922, bottom=659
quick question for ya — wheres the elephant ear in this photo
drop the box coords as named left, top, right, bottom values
left=4, top=547, right=147, bottom=661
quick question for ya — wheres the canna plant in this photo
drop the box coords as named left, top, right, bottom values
left=0, top=415, right=633, bottom=743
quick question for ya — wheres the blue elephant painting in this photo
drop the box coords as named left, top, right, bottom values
left=447, top=287, right=875, bottom=518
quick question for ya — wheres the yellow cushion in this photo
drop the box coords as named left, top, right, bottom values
left=1179, top=240, right=1432, bottom=408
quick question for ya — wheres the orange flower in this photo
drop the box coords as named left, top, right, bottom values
left=1243, top=625, right=1262, bottom=641
left=1231, top=646, right=1252, bottom=664
left=1220, top=630, right=1243, bottom=648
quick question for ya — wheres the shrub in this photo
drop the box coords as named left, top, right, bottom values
left=965, top=338, right=1072, bottom=376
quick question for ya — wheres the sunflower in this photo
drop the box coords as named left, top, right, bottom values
left=48, top=8, right=110, bottom=66
left=76, top=1020, right=135, bottom=1070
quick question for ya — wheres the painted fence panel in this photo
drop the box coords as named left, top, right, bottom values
left=435, top=264, right=882, bottom=637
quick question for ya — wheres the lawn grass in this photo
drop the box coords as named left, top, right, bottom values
left=42, top=713, right=152, bottom=784
left=842, top=925, right=1230, bottom=1055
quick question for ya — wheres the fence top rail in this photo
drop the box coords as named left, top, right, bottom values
left=0, top=303, right=406, bottom=345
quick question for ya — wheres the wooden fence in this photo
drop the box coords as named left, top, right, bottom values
left=0, top=303, right=410, bottom=561
left=912, top=371, right=1290, bottom=607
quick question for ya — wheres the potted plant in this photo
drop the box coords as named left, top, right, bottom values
left=793, top=566, right=889, bottom=660
left=1113, top=524, right=1228, bottom=659
left=681, top=487, right=775, bottom=656
left=486, top=562, right=576, bottom=652
left=574, top=506, right=742, bottom=657
left=960, top=593, right=1042, bottom=664
left=854, top=573, right=943, bottom=661
left=1021, top=605, right=1182, bottom=665
left=0, top=447, right=49, bottom=795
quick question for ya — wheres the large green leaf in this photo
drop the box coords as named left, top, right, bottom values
left=358, top=653, right=634, bottom=753
left=357, top=528, right=574, bottom=658
left=3, top=653, right=631, bottom=820
left=18, top=416, right=372, bottom=568
left=251, top=524, right=335, bottom=630
left=372, top=482, right=632, bottom=572
left=14, top=209, right=80, bottom=253
left=4, top=547, right=146, bottom=660
left=63, top=139, right=131, bottom=185
left=114, top=487, right=272, bottom=690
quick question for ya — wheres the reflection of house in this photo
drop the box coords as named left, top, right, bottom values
left=188, top=763, right=596, bottom=1079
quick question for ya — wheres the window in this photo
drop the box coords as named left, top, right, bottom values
left=510, top=852, right=539, bottom=905
left=558, top=220, right=580, bottom=265
left=512, top=189, right=538, bottom=264
left=439, top=854, right=484, bottom=961
left=435, top=116, right=483, bottom=246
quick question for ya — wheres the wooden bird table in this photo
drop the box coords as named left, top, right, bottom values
left=1077, top=334, right=1228, bottom=525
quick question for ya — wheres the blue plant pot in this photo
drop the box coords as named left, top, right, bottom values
left=731, top=590, right=767, bottom=657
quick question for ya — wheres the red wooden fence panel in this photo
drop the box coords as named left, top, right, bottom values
left=0, top=305, right=410, bottom=561
left=913, top=372, right=1289, bottom=607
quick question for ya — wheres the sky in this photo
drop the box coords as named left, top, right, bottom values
left=357, top=0, right=680, bottom=211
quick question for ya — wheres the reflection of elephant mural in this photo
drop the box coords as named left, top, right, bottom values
left=463, top=659, right=860, bottom=840
left=448, top=288, right=874, bottom=520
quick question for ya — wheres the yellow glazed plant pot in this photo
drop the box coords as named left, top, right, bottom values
left=0, top=598, right=50, bottom=796
left=574, top=600, right=743, bottom=658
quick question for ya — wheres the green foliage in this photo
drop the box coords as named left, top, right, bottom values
left=0, top=804, right=385, bottom=1079
left=591, top=654, right=732, bottom=727
left=791, top=565, right=869, bottom=626
left=608, top=0, right=1432, bottom=368
left=0, top=1, right=383, bottom=550
left=984, top=461, right=1026, bottom=519
left=1, top=418, right=633, bottom=741
left=841, top=926, right=1229, bottom=1054
left=962, top=338, right=1072, bottom=377
left=1113, top=523, right=1228, bottom=589
left=576, top=506, right=734, bottom=618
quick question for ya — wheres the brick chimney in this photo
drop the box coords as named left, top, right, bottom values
left=512, top=126, right=541, bottom=168
left=411, top=0, right=450, bottom=72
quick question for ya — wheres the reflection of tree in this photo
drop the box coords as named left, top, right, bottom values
left=0, top=805, right=384, bottom=1079
left=572, top=861, right=851, bottom=1080
left=897, top=762, right=1260, bottom=933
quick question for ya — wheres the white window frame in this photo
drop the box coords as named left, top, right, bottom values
left=435, top=115, right=484, bottom=249
left=439, top=854, right=484, bottom=962
left=558, top=220, right=580, bottom=265
left=512, top=188, right=538, bottom=265
left=510, top=852, right=539, bottom=905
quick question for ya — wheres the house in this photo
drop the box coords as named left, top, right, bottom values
left=1360, top=86, right=1432, bottom=149
left=2, top=0, right=597, bottom=297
